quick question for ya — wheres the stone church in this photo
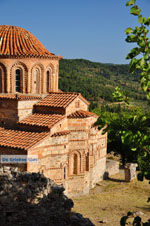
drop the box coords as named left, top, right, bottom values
left=0, top=25, right=107, bottom=195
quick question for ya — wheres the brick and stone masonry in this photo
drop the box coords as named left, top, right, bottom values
left=0, top=25, right=107, bottom=195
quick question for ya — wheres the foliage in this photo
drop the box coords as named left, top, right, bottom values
left=95, top=103, right=149, bottom=165
left=125, top=0, right=150, bottom=178
left=119, top=0, right=150, bottom=224
left=59, top=59, right=148, bottom=109
left=125, top=0, right=150, bottom=100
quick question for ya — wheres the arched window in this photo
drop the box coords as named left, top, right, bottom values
left=16, top=69, right=21, bottom=92
left=32, top=68, right=40, bottom=93
left=46, top=71, right=50, bottom=92
left=73, top=154, right=78, bottom=174
left=0, top=66, right=6, bottom=93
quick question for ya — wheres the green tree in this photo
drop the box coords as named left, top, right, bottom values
left=120, top=0, right=150, bottom=224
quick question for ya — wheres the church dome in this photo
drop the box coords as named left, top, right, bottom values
left=0, top=25, right=56, bottom=58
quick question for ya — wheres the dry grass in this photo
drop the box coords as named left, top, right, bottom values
left=72, top=172, right=150, bottom=226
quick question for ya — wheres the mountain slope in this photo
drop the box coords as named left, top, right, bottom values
left=59, top=59, right=146, bottom=107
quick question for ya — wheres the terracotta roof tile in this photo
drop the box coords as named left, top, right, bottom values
left=35, top=92, right=89, bottom=108
left=0, top=94, right=42, bottom=100
left=51, top=130, right=70, bottom=137
left=0, top=25, right=58, bottom=59
left=67, top=110, right=98, bottom=119
left=35, top=92, right=79, bottom=108
left=0, top=127, right=48, bottom=150
left=19, top=113, right=65, bottom=128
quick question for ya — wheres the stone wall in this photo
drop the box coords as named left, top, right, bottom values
left=17, top=99, right=40, bottom=121
left=0, top=98, right=40, bottom=127
left=0, top=99, right=18, bottom=126
left=105, top=159, right=120, bottom=178
left=0, top=166, right=94, bottom=226
left=26, top=119, right=107, bottom=196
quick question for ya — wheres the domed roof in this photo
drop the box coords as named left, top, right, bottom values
left=0, top=25, right=57, bottom=58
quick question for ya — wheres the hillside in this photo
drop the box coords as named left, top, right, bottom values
left=59, top=59, right=148, bottom=109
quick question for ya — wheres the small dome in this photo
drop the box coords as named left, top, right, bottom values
left=0, top=25, right=56, bottom=58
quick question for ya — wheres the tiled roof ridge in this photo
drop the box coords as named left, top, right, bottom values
left=67, top=110, right=98, bottom=119
left=48, top=92, right=79, bottom=95
left=0, top=25, right=60, bottom=59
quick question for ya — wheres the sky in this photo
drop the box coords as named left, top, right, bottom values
left=0, top=0, right=150, bottom=64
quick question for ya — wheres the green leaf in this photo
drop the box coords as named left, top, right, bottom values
left=141, top=82, right=148, bottom=92
left=131, top=148, right=137, bottom=151
left=138, top=15, right=144, bottom=24
left=126, top=35, right=137, bottom=43
left=129, top=58, right=139, bottom=73
left=130, top=5, right=141, bottom=16
left=146, top=92, right=150, bottom=99
left=144, top=17, right=150, bottom=26
left=126, top=0, right=136, bottom=6
left=139, top=58, right=145, bottom=67
left=125, top=27, right=133, bottom=34
left=126, top=47, right=140, bottom=59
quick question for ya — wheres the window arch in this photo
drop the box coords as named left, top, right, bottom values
left=0, top=63, right=7, bottom=93
left=32, top=68, right=40, bottom=94
left=10, top=62, right=28, bottom=93
left=46, top=65, right=54, bottom=92
left=70, top=151, right=81, bottom=175
left=31, top=64, right=43, bottom=94
left=16, top=69, right=21, bottom=92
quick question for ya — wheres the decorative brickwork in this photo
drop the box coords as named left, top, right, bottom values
left=0, top=25, right=107, bottom=195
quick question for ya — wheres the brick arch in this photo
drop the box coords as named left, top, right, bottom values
left=46, top=63, right=55, bottom=92
left=0, top=63, right=7, bottom=93
left=68, top=150, right=82, bottom=175
left=61, top=162, right=68, bottom=180
left=10, top=61, right=28, bottom=93
left=31, top=63, right=44, bottom=94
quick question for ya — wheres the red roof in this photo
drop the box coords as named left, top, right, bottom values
left=19, top=113, right=65, bottom=128
left=0, top=127, right=48, bottom=150
left=0, top=25, right=58, bottom=58
left=35, top=92, right=89, bottom=108
left=67, top=110, right=98, bottom=119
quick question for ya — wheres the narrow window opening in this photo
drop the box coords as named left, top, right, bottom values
left=47, top=71, right=50, bottom=92
left=16, top=69, right=21, bottom=92
left=64, top=167, right=66, bottom=179
left=86, top=153, right=89, bottom=171
left=73, top=154, right=78, bottom=174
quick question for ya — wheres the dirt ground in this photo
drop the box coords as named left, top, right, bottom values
left=72, top=171, right=150, bottom=226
